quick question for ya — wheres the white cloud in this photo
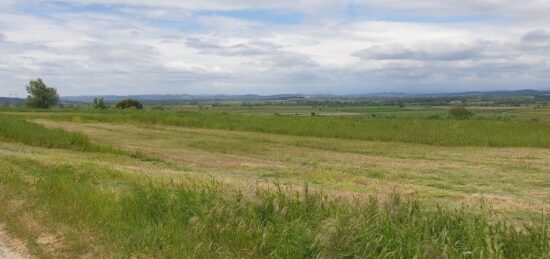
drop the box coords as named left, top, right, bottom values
left=0, top=1, right=549, bottom=96
left=353, top=43, right=486, bottom=61
left=19, top=0, right=550, bottom=19
left=522, top=29, right=550, bottom=43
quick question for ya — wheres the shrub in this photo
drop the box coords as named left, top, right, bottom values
left=151, top=105, right=165, bottom=111
left=115, top=99, right=143, bottom=109
left=93, top=97, right=108, bottom=109
left=397, top=100, right=405, bottom=108
left=449, top=106, right=474, bottom=120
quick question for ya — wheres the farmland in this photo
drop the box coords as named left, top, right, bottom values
left=0, top=103, right=549, bottom=258
left=5, top=0, right=550, bottom=257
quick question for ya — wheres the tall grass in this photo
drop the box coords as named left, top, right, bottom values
left=0, top=114, right=161, bottom=163
left=0, top=114, right=94, bottom=151
left=1, top=158, right=548, bottom=258
left=26, top=110, right=550, bottom=148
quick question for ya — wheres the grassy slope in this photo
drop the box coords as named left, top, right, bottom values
left=0, top=114, right=161, bottom=163
left=35, top=120, right=550, bottom=222
left=0, top=156, right=548, bottom=258
left=0, top=113, right=548, bottom=257
left=0, top=114, right=95, bottom=151
left=11, top=109, right=550, bottom=148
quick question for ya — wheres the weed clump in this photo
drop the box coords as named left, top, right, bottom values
left=93, top=97, right=108, bottom=109
left=449, top=106, right=475, bottom=120
left=115, top=99, right=143, bottom=109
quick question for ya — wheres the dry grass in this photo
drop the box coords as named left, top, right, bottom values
left=31, top=120, right=550, bottom=220
left=0, top=116, right=549, bottom=257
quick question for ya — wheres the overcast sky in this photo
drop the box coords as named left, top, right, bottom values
left=1, top=1, right=550, bottom=96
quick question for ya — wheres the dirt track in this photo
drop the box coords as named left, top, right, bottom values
left=0, top=226, right=26, bottom=259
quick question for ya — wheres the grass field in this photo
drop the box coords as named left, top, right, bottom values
left=5, top=108, right=550, bottom=148
left=0, top=114, right=95, bottom=151
left=0, top=108, right=549, bottom=258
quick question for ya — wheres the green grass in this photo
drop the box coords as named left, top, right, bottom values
left=16, top=109, right=550, bottom=148
left=27, top=119, right=550, bottom=213
left=0, top=157, right=548, bottom=258
left=0, top=114, right=158, bottom=162
left=0, top=114, right=96, bottom=151
left=1, top=109, right=549, bottom=257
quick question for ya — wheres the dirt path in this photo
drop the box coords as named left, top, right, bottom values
left=0, top=226, right=28, bottom=259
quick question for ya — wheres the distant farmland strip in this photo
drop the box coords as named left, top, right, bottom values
left=0, top=114, right=95, bottom=151
left=16, top=110, right=550, bottom=148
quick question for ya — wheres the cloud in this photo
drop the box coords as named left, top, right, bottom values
left=350, top=0, right=550, bottom=18
left=522, top=30, right=550, bottom=43
left=352, top=43, right=484, bottom=61
left=1, top=1, right=550, bottom=96
left=185, top=37, right=283, bottom=56
left=21, top=0, right=550, bottom=20
left=36, top=0, right=331, bottom=12
left=118, top=6, right=193, bottom=21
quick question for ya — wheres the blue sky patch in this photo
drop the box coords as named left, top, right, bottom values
left=195, top=10, right=303, bottom=25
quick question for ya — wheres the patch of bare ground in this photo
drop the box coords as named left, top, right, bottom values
left=0, top=225, right=31, bottom=259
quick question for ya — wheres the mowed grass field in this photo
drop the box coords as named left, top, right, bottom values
left=5, top=108, right=550, bottom=147
left=0, top=109, right=549, bottom=258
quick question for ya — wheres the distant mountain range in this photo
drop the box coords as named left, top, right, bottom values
left=0, top=97, right=25, bottom=105
left=1, top=89, right=549, bottom=105
left=417, top=89, right=550, bottom=97
left=60, top=89, right=550, bottom=103
left=61, top=94, right=308, bottom=103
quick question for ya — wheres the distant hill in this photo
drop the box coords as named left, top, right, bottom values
left=60, top=89, right=550, bottom=104
left=61, top=94, right=307, bottom=103
left=424, top=89, right=550, bottom=97
left=348, top=89, right=550, bottom=98
left=0, top=97, right=25, bottom=105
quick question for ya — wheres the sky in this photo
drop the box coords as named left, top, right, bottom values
left=1, top=1, right=550, bottom=97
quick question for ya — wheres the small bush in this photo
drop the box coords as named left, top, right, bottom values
left=449, top=106, right=474, bottom=120
left=397, top=100, right=405, bottom=108
left=93, top=97, right=108, bottom=109
left=115, top=99, right=143, bottom=109
left=151, top=105, right=165, bottom=111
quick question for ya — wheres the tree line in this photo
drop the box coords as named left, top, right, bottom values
left=24, top=78, right=142, bottom=109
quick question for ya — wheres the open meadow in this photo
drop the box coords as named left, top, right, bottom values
left=0, top=105, right=549, bottom=258
left=5, top=1, right=550, bottom=257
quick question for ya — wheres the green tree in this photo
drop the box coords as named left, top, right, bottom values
left=93, top=97, right=108, bottom=109
left=115, top=99, right=143, bottom=109
left=448, top=106, right=474, bottom=120
left=25, top=78, right=59, bottom=108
